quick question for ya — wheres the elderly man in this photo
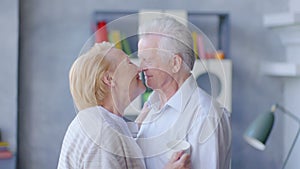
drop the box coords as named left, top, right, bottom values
left=136, top=16, right=231, bottom=169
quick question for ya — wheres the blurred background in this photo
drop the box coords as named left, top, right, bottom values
left=1, top=0, right=300, bottom=168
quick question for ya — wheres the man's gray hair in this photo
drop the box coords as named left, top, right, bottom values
left=138, top=16, right=195, bottom=71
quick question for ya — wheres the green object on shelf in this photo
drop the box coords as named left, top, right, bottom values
left=121, top=34, right=132, bottom=56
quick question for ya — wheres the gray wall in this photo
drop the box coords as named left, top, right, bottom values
left=0, top=0, right=18, bottom=153
left=16, top=0, right=288, bottom=169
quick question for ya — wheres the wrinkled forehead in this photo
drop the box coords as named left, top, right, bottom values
left=138, top=36, right=174, bottom=59
left=138, top=36, right=161, bottom=57
left=138, top=34, right=160, bottom=48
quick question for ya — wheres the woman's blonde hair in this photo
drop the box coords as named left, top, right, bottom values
left=69, top=42, right=114, bottom=111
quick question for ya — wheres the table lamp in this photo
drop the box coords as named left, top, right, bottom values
left=243, top=104, right=300, bottom=169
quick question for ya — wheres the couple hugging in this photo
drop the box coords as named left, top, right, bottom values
left=57, top=16, right=231, bottom=169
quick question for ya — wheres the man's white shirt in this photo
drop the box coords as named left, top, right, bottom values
left=137, top=75, right=232, bottom=169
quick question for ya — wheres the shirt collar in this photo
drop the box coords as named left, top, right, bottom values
left=148, top=75, right=198, bottom=113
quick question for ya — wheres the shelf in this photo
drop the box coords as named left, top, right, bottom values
left=92, top=10, right=230, bottom=59
left=93, top=10, right=232, bottom=116
left=260, top=62, right=300, bottom=77
left=263, top=12, right=300, bottom=28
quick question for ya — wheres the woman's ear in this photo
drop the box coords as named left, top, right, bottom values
left=102, top=72, right=115, bottom=87
left=171, top=54, right=183, bottom=73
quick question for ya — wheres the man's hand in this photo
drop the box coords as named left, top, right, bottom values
left=163, top=151, right=191, bottom=169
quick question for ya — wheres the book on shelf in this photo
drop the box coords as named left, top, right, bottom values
left=121, top=34, right=132, bottom=56
left=0, top=142, right=13, bottom=159
left=108, top=31, right=133, bottom=57
left=108, top=30, right=122, bottom=49
left=197, top=33, right=205, bottom=59
left=191, top=31, right=225, bottom=60
left=95, top=23, right=133, bottom=56
left=191, top=31, right=199, bottom=59
left=96, top=20, right=108, bottom=43
left=0, top=150, right=13, bottom=159
left=0, top=146, right=8, bottom=151
left=0, top=142, right=9, bottom=147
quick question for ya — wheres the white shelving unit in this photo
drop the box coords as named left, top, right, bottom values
left=263, top=1, right=300, bottom=167
left=263, top=12, right=300, bottom=28
left=260, top=62, right=300, bottom=77
left=262, top=10, right=300, bottom=78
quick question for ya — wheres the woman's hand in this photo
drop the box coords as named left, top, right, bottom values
left=163, top=151, right=191, bottom=169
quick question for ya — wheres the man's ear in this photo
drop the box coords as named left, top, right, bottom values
left=171, top=54, right=183, bottom=73
left=102, top=72, right=115, bottom=87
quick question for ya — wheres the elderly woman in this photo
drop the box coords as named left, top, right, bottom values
left=57, top=42, right=190, bottom=169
